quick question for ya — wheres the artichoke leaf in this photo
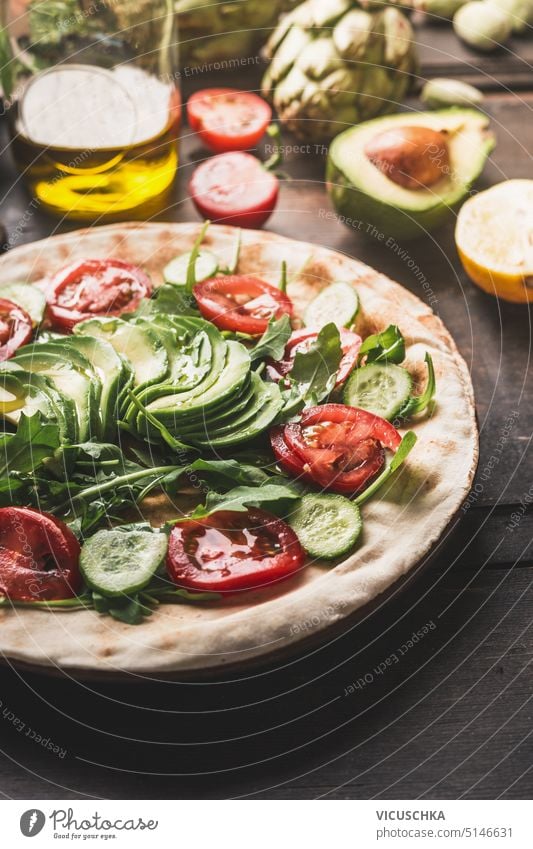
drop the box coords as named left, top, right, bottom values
left=267, top=25, right=314, bottom=86
left=306, top=0, right=354, bottom=27
left=333, top=9, right=376, bottom=59
left=383, top=7, right=416, bottom=65
left=296, top=38, right=344, bottom=80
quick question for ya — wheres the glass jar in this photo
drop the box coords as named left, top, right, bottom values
left=0, top=0, right=180, bottom=220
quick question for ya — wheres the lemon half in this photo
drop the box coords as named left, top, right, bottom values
left=455, top=179, right=533, bottom=303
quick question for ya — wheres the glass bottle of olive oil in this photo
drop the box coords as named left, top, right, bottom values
left=1, top=0, right=180, bottom=220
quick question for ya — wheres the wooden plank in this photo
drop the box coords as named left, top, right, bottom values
left=0, top=563, right=531, bottom=799
left=415, top=21, right=533, bottom=88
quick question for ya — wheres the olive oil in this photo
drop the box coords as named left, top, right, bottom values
left=10, top=65, right=181, bottom=220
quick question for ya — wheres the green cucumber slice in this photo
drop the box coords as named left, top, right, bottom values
left=304, top=281, right=359, bottom=330
left=163, top=250, right=218, bottom=286
left=343, top=362, right=412, bottom=421
left=288, top=493, right=362, bottom=560
left=0, top=282, right=46, bottom=325
left=80, top=528, right=168, bottom=597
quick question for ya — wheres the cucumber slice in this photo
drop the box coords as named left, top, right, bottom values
left=304, top=281, right=359, bottom=330
left=80, top=528, right=168, bottom=597
left=0, top=282, right=46, bottom=325
left=288, top=494, right=362, bottom=560
left=343, top=362, right=412, bottom=421
left=163, top=250, right=218, bottom=286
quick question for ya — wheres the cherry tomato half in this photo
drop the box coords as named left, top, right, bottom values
left=46, top=258, right=152, bottom=332
left=187, top=88, right=272, bottom=153
left=194, top=274, right=293, bottom=335
left=0, top=507, right=81, bottom=601
left=0, top=298, right=33, bottom=361
left=271, top=404, right=402, bottom=495
left=189, top=151, right=279, bottom=229
left=166, top=508, right=305, bottom=594
left=267, top=328, right=362, bottom=388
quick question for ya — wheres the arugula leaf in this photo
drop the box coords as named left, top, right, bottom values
left=124, top=390, right=197, bottom=455
left=0, top=412, right=61, bottom=477
left=145, top=283, right=200, bottom=317
left=183, top=458, right=269, bottom=490
left=276, top=322, right=342, bottom=418
left=355, top=431, right=417, bottom=506
left=398, top=353, right=436, bottom=418
left=192, top=480, right=300, bottom=518
left=279, top=261, right=288, bottom=294
left=222, top=228, right=241, bottom=274
left=358, top=324, right=405, bottom=365
left=250, top=314, right=292, bottom=363
left=0, top=593, right=92, bottom=611
left=92, top=591, right=152, bottom=626
left=186, top=220, right=211, bottom=294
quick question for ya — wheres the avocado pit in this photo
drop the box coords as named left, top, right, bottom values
left=364, top=126, right=451, bottom=190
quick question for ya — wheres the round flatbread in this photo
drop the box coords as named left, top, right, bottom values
left=0, top=222, right=477, bottom=677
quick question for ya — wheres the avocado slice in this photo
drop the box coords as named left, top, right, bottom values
left=140, top=341, right=251, bottom=439
left=1, top=366, right=78, bottom=445
left=327, top=108, right=495, bottom=241
left=11, top=350, right=101, bottom=442
left=63, top=335, right=132, bottom=440
left=201, top=380, right=283, bottom=448
left=75, top=317, right=168, bottom=392
left=134, top=316, right=215, bottom=394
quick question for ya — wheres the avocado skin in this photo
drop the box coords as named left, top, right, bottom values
left=326, top=109, right=495, bottom=241
left=326, top=160, right=458, bottom=241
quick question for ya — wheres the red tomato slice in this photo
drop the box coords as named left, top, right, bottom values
left=271, top=404, right=402, bottom=495
left=0, top=507, right=81, bottom=601
left=189, top=151, right=279, bottom=229
left=46, top=258, right=152, bottom=332
left=187, top=88, right=272, bottom=153
left=166, top=508, right=305, bottom=594
left=0, top=298, right=33, bottom=361
left=267, top=328, right=362, bottom=388
left=194, top=274, right=293, bottom=335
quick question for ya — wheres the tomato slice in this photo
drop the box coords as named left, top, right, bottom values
left=187, top=88, right=272, bottom=153
left=0, top=507, right=81, bottom=601
left=189, top=151, right=279, bottom=229
left=166, top=508, right=305, bottom=594
left=194, top=274, right=293, bottom=335
left=267, top=328, right=362, bottom=388
left=271, top=404, right=402, bottom=495
left=46, top=259, right=152, bottom=332
left=0, top=298, right=33, bottom=361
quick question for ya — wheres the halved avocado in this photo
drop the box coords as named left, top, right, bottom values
left=327, top=108, right=495, bottom=241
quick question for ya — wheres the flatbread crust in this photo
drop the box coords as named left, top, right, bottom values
left=0, top=223, right=477, bottom=677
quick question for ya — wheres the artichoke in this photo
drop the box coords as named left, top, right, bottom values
left=261, top=0, right=418, bottom=142
left=176, top=0, right=298, bottom=67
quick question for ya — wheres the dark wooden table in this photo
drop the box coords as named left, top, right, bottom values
left=0, top=29, right=532, bottom=800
